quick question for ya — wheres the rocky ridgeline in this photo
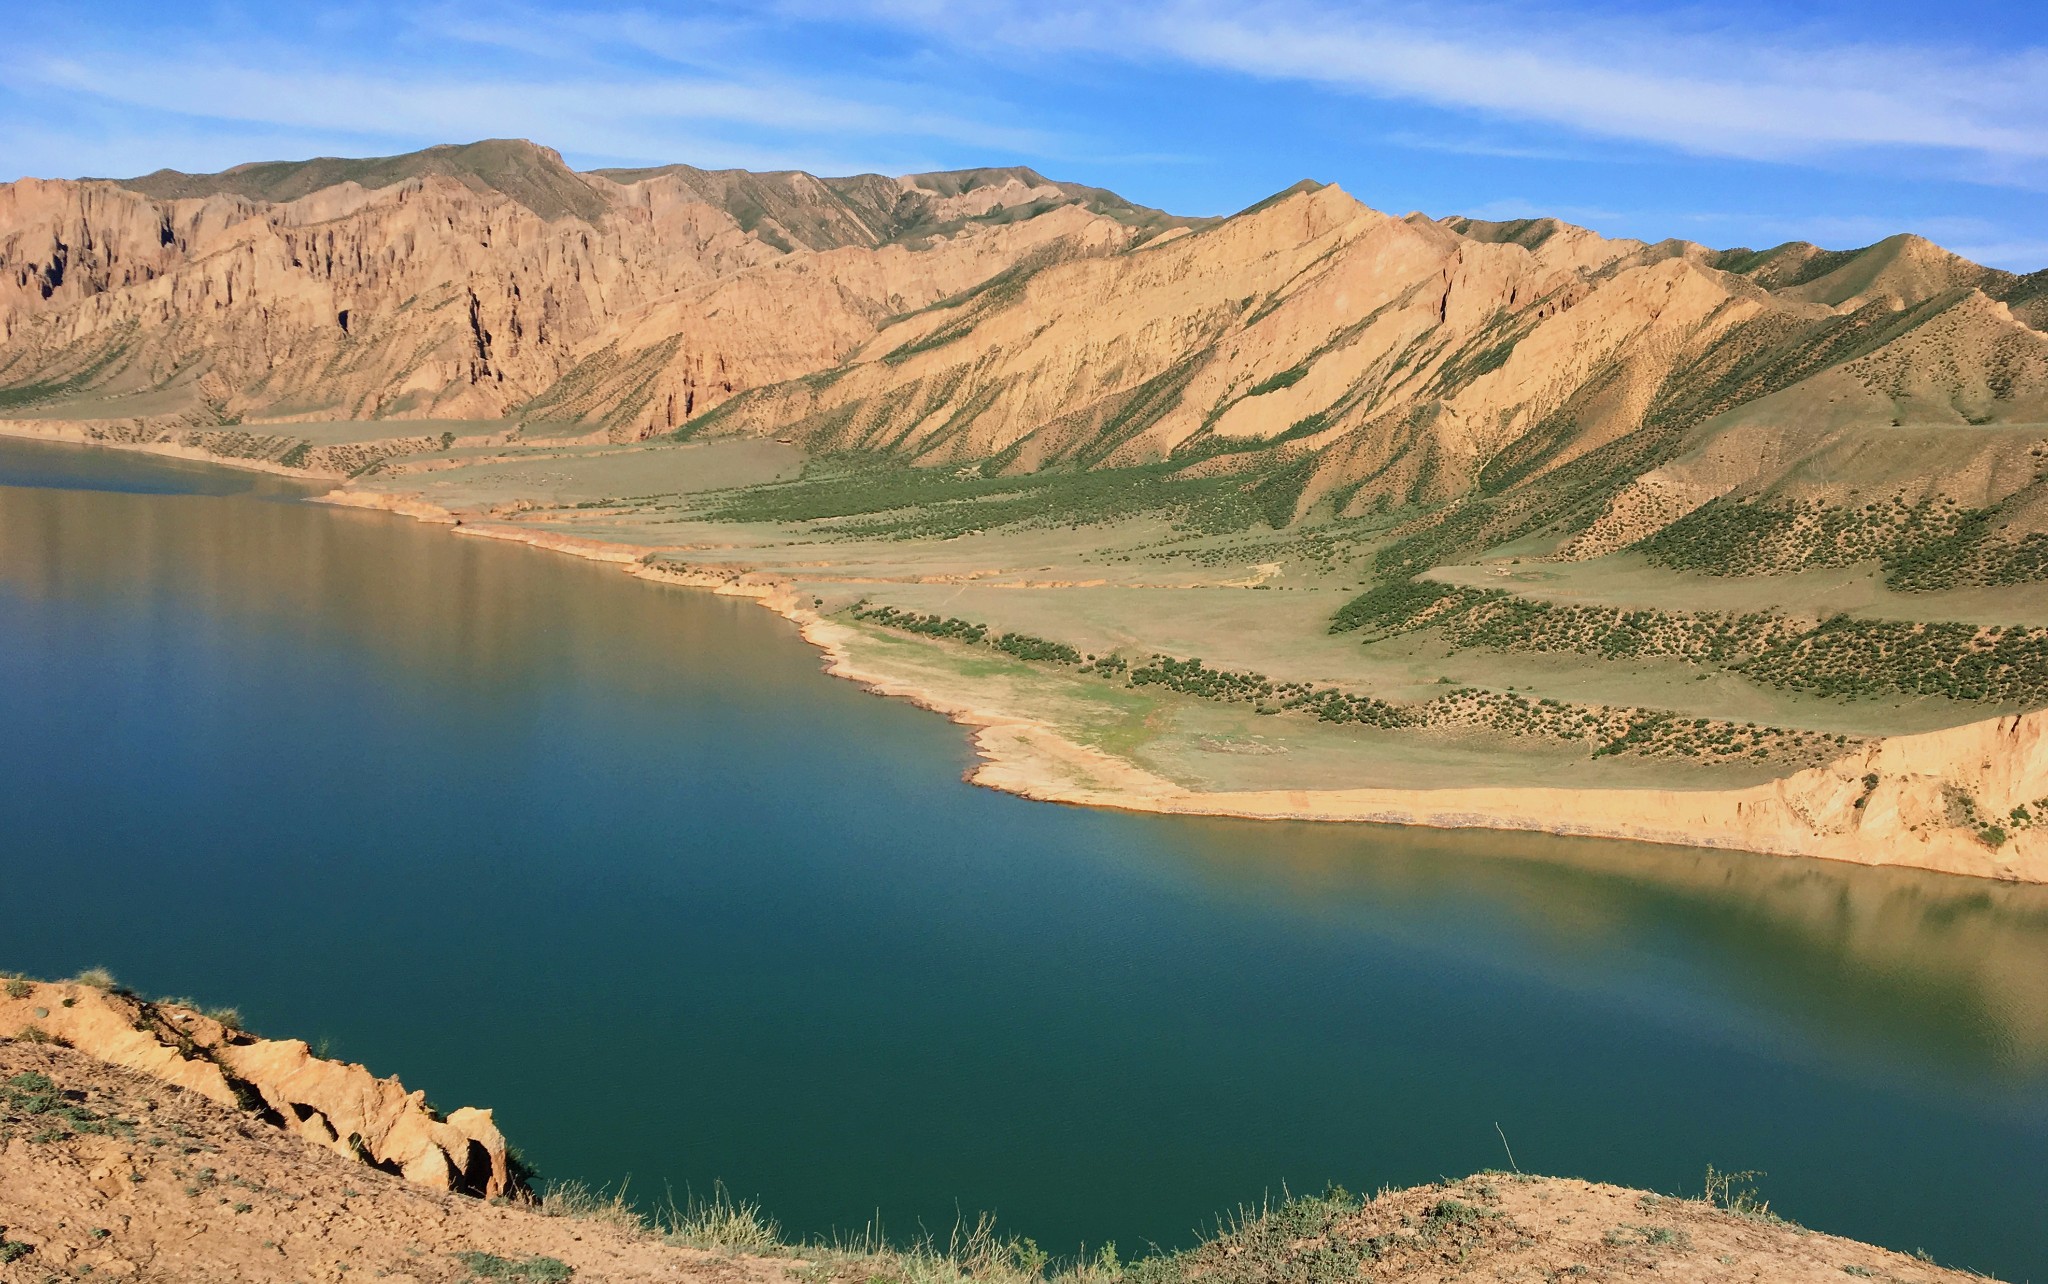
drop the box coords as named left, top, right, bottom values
left=3, top=142, right=2044, bottom=563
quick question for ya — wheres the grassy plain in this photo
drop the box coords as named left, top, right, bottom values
left=318, top=429, right=2048, bottom=800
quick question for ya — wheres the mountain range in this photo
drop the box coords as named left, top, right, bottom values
left=2, top=136, right=2044, bottom=581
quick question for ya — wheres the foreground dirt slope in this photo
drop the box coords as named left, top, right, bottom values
left=0, top=1037, right=1995, bottom=1283
left=0, top=980, right=509, bottom=1199
left=0, top=1040, right=781, bottom=1283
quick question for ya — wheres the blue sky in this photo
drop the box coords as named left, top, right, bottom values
left=4, top=0, right=2044, bottom=269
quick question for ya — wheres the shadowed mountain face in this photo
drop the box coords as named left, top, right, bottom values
left=1, top=138, right=2044, bottom=575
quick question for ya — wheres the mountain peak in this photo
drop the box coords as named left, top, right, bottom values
left=112, top=138, right=607, bottom=223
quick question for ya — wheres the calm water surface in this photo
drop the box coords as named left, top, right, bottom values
left=2, top=439, right=2045, bottom=1279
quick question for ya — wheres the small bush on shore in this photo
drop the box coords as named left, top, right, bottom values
left=660, top=1181, right=782, bottom=1253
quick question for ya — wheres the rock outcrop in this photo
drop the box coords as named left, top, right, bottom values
left=0, top=977, right=508, bottom=1197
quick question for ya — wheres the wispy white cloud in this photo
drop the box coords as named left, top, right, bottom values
left=2, top=0, right=2040, bottom=271
left=407, top=4, right=752, bottom=71
left=1382, top=132, right=1598, bottom=164
left=14, top=52, right=1049, bottom=157
left=841, top=0, right=2048, bottom=179
left=1457, top=197, right=1625, bottom=225
left=1942, top=241, right=2048, bottom=273
left=0, top=1, right=1063, bottom=181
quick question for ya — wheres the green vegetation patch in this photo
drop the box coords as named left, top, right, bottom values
left=1371, top=501, right=1499, bottom=578
left=853, top=605, right=1080, bottom=664
left=456, top=1252, right=574, bottom=1282
left=1130, top=656, right=1274, bottom=704
left=1741, top=618, right=2048, bottom=705
left=1332, top=576, right=2048, bottom=710
left=1245, top=366, right=1307, bottom=397
left=0, top=329, right=136, bottom=411
left=1330, top=578, right=1808, bottom=663
left=1634, top=493, right=2046, bottom=591
left=1977, top=533, right=2048, bottom=586
left=1414, top=689, right=1850, bottom=764
left=1, top=1069, right=138, bottom=1143
left=856, top=605, right=1848, bottom=766
left=699, top=458, right=1311, bottom=537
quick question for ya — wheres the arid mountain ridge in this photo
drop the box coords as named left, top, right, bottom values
left=3, top=137, right=2046, bottom=578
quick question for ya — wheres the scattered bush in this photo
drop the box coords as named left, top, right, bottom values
left=455, top=1252, right=573, bottom=1282
left=1634, top=493, right=2045, bottom=591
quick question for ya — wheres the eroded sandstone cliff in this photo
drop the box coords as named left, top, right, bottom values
left=0, top=976, right=507, bottom=1197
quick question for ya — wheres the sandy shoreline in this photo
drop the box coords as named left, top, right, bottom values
left=0, top=418, right=344, bottom=480
left=308, top=487, right=2048, bottom=884
left=6, top=427, right=2041, bottom=882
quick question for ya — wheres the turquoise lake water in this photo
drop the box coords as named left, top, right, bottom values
left=1, top=438, right=2043, bottom=1278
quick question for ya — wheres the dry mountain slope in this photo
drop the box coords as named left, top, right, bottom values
left=3, top=147, right=2045, bottom=684
left=667, top=181, right=2046, bottom=581
left=2, top=140, right=2041, bottom=577
left=0, top=140, right=1194, bottom=430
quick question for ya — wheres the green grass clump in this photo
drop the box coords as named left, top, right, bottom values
left=1245, top=365, right=1307, bottom=396
left=455, top=1251, right=573, bottom=1281
left=659, top=1181, right=784, bottom=1253
left=2, top=1069, right=137, bottom=1142
left=70, top=967, right=119, bottom=991
left=1701, top=1167, right=1778, bottom=1222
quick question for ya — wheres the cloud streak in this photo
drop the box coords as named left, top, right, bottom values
left=0, top=1, right=1061, bottom=181
left=847, top=0, right=2048, bottom=177
left=1, top=0, right=2039, bottom=270
left=16, top=53, right=1049, bottom=157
